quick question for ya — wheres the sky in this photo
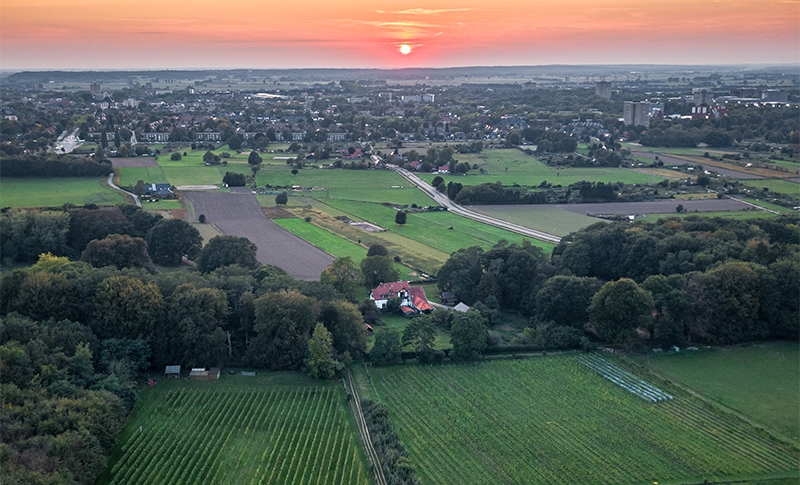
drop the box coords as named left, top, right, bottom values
left=1, top=0, right=798, bottom=70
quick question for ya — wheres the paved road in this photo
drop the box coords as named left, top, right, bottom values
left=388, top=164, right=562, bottom=244
left=55, top=128, right=82, bottom=154
left=107, top=173, right=142, bottom=207
left=631, top=150, right=764, bottom=179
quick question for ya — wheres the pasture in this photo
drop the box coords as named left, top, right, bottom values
left=98, top=373, right=371, bottom=485
left=0, top=178, right=125, bottom=207
left=366, top=357, right=799, bottom=485
left=468, top=205, right=601, bottom=237
left=741, top=178, right=800, bottom=195
left=417, top=149, right=664, bottom=188
left=636, top=341, right=800, bottom=444
left=119, top=166, right=170, bottom=186
left=274, top=218, right=368, bottom=262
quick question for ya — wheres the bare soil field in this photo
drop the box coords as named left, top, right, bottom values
left=552, top=198, right=751, bottom=215
left=110, top=157, right=160, bottom=168
left=183, top=191, right=333, bottom=280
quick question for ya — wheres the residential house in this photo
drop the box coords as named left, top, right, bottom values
left=369, top=281, right=434, bottom=316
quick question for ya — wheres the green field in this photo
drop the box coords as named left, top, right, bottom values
left=119, top=166, right=169, bottom=186
left=274, top=218, right=368, bottom=262
left=366, top=358, right=799, bottom=485
left=99, top=373, right=371, bottom=485
left=469, top=206, right=603, bottom=237
left=637, top=342, right=800, bottom=444
left=323, top=199, right=556, bottom=254
left=417, top=149, right=664, bottom=188
left=0, top=178, right=125, bottom=207
left=741, top=179, right=800, bottom=196
left=637, top=210, right=779, bottom=222
left=741, top=198, right=798, bottom=215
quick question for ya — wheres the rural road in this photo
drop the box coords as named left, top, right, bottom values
left=388, top=164, right=562, bottom=244
left=107, top=173, right=142, bottom=207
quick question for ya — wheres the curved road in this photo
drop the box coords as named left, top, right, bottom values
left=107, top=173, right=142, bottom=207
left=388, top=165, right=562, bottom=244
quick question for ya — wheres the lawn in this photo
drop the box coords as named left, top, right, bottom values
left=468, top=206, right=602, bottom=237
left=98, top=372, right=372, bottom=485
left=366, top=357, right=799, bottom=485
left=140, top=199, right=183, bottom=211
left=0, top=178, right=125, bottom=207
left=636, top=341, right=800, bottom=444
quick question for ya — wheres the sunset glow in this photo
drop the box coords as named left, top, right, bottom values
left=0, top=0, right=797, bottom=69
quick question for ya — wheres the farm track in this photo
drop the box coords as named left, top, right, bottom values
left=183, top=191, right=333, bottom=280
left=343, top=368, right=387, bottom=485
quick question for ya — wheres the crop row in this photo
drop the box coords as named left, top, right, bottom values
left=576, top=353, right=673, bottom=402
left=104, top=386, right=371, bottom=485
left=373, top=358, right=798, bottom=485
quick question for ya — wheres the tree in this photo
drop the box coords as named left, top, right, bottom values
left=247, top=289, right=316, bottom=370
left=166, top=284, right=228, bottom=368
left=449, top=309, right=487, bottom=360
left=395, top=211, right=407, bottom=225
left=146, top=218, right=202, bottom=266
left=318, top=300, right=368, bottom=357
left=275, top=192, right=288, bottom=205
left=402, top=314, right=437, bottom=352
left=227, top=134, right=243, bottom=150
left=589, top=278, right=654, bottom=343
left=370, top=329, right=402, bottom=365
left=248, top=151, right=262, bottom=165
left=92, top=276, right=164, bottom=340
left=170, top=152, right=182, bottom=161
left=531, top=276, right=602, bottom=328
left=320, top=257, right=362, bottom=299
left=305, top=323, right=339, bottom=379
left=203, top=150, right=220, bottom=165
left=81, top=234, right=153, bottom=270
left=360, top=255, right=399, bottom=289
left=196, top=235, right=259, bottom=274
left=367, top=244, right=389, bottom=257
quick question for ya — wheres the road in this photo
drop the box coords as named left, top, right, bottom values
left=55, top=128, right=82, bottom=154
left=388, top=164, right=562, bottom=245
left=107, top=173, right=142, bottom=207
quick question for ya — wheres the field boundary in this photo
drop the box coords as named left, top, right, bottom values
left=343, top=368, right=387, bottom=485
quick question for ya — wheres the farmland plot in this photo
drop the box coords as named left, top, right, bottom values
left=100, top=383, right=371, bottom=485
left=369, top=358, right=799, bottom=485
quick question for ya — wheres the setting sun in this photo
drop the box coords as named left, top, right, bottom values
left=399, top=44, right=411, bottom=55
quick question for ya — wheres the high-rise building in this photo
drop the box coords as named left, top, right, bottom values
left=595, top=81, right=612, bottom=99
left=692, top=88, right=713, bottom=105
left=90, top=83, right=101, bottom=95
left=623, top=101, right=650, bottom=128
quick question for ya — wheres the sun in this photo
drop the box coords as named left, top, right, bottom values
left=399, top=44, right=412, bottom=55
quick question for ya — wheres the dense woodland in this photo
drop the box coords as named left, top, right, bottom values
left=1, top=203, right=798, bottom=484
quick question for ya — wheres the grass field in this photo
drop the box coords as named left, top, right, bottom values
left=636, top=341, right=800, bottom=444
left=323, top=199, right=556, bottom=254
left=161, top=166, right=224, bottom=186
left=274, top=218, right=369, bottom=262
left=119, top=166, right=170, bottom=186
left=637, top=210, right=779, bottom=222
left=365, top=357, right=799, bottom=485
left=417, top=149, right=664, bottom=188
left=469, top=206, right=602, bottom=237
left=0, top=178, right=125, bottom=207
left=741, top=198, right=797, bottom=215
left=192, top=222, right=223, bottom=246
left=741, top=179, right=800, bottom=196
left=99, top=372, right=372, bottom=485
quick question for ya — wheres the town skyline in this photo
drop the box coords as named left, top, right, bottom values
left=2, top=0, right=798, bottom=70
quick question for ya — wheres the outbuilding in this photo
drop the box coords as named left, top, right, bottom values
left=164, top=365, right=181, bottom=378
left=188, top=367, right=221, bottom=381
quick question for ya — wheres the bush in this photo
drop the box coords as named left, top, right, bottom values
left=170, top=152, right=182, bottom=161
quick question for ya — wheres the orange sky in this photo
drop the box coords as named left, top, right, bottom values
left=1, top=0, right=798, bottom=69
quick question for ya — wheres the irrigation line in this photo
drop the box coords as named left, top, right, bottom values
left=343, top=368, right=387, bottom=485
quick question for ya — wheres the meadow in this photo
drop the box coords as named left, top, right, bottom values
left=468, top=205, right=602, bottom=237
left=636, top=341, right=800, bottom=444
left=637, top=210, right=778, bottom=222
left=417, top=149, right=664, bottom=188
left=365, top=357, right=799, bottom=485
left=0, top=178, right=125, bottom=207
left=741, top=178, right=800, bottom=195
left=98, top=373, right=372, bottom=485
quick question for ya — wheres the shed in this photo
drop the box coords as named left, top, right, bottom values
left=188, top=367, right=220, bottom=381
left=440, top=292, right=459, bottom=306
left=165, top=365, right=181, bottom=378
left=454, top=302, right=471, bottom=313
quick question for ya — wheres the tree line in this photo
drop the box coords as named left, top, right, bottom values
left=0, top=153, right=112, bottom=178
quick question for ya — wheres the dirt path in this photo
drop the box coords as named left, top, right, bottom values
left=183, top=191, right=333, bottom=280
